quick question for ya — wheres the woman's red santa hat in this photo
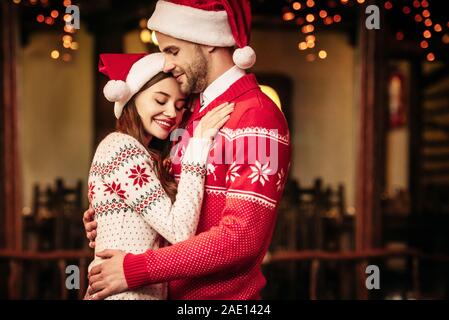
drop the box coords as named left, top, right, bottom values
left=98, top=53, right=165, bottom=119
left=147, top=0, right=256, bottom=70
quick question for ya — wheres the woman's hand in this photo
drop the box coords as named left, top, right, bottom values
left=193, top=102, right=234, bottom=139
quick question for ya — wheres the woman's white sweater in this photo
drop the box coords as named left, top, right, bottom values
left=87, top=132, right=211, bottom=300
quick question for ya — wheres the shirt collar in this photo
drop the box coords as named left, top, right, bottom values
left=200, top=65, right=245, bottom=112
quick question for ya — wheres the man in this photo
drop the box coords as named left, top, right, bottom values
left=84, top=0, right=291, bottom=300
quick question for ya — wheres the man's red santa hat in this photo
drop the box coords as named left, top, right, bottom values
left=147, top=0, right=256, bottom=70
left=98, top=53, right=165, bottom=119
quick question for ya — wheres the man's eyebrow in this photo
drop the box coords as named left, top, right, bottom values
left=162, top=46, right=178, bottom=53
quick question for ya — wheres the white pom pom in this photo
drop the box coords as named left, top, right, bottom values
left=233, top=46, right=256, bottom=70
left=103, top=80, right=130, bottom=102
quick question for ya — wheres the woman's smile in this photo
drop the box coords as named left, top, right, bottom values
left=153, top=117, right=176, bottom=131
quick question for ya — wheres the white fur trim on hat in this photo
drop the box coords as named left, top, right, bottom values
left=125, top=52, right=165, bottom=93
left=114, top=101, right=127, bottom=119
left=147, top=0, right=235, bottom=47
left=233, top=46, right=256, bottom=69
left=103, top=80, right=131, bottom=102
left=104, top=53, right=165, bottom=119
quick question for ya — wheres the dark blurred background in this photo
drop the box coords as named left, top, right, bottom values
left=0, top=0, right=448, bottom=299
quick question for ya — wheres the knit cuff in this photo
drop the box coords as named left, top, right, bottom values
left=123, top=252, right=150, bottom=290
left=181, top=137, right=212, bottom=165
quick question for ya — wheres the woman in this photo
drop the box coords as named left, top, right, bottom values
left=86, top=53, right=233, bottom=299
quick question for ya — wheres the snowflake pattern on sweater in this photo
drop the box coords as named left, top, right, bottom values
left=88, top=132, right=212, bottom=300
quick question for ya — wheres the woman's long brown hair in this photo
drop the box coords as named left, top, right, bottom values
left=116, top=72, right=186, bottom=202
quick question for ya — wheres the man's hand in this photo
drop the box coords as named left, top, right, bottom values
left=83, top=206, right=97, bottom=249
left=86, top=249, right=128, bottom=300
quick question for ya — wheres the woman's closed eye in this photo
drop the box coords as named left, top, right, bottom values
left=155, top=99, right=167, bottom=106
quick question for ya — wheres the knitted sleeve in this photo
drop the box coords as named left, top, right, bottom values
left=123, top=105, right=291, bottom=288
left=96, top=133, right=211, bottom=244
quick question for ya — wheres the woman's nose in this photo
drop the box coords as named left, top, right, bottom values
left=163, top=104, right=177, bottom=118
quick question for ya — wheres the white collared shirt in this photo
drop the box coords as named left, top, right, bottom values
left=199, top=65, right=245, bottom=113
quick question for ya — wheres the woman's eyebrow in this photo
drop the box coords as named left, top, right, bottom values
left=154, top=91, right=170, bottom=97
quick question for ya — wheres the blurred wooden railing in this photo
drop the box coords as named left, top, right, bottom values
left=0, top=250, right=92, bottom=300
left=264, top=248, right=449, bottom=299
left=2, top=248, right=448, bottom=299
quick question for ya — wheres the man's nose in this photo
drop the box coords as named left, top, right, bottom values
left=163, top=62, right=176, bottom=73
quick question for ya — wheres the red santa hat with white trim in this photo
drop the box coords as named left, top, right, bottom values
left=147, top=0, right=256, bottom=70
left=98, top=53, right=165, bottom=119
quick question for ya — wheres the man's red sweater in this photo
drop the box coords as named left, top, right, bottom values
left=123, top=74, right=291, bottom=299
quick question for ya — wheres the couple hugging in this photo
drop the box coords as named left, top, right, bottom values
left=82, top=0, right=291, bottom=300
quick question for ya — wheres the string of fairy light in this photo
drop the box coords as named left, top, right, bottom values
left=282, top=0, right=449, bottom=62
left=12, top=0, right=79, bottom=63
left=10, top=0, right=448, bottom=63
left=395, top=0, right=449, bottom=62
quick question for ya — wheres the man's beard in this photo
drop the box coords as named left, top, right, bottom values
left=182, top=47, right=208, bottom=95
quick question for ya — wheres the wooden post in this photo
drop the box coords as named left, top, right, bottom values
left=78, top=258, right=87, bottom=300
left=55, top=179, right=65, bottom=250
left=8, top=260, right=22, bottom=299
left=356, top=259, right=369, bottom=299
left=287, top=188, right=297, bottom=298
left=1, top=2, right=22, bottom=298
left=58, top=259, right=68, bottom=300
left=355, top=0, right=387, bottom=299
left=0, top=0, right=22, bottom=252
left=408, top=60, right=423, bottom=215
left=313, top=178, right=323, bottom=250
left=309, top=259, right=320, bottom=300
left=411, top=257, right=420, bottom=299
